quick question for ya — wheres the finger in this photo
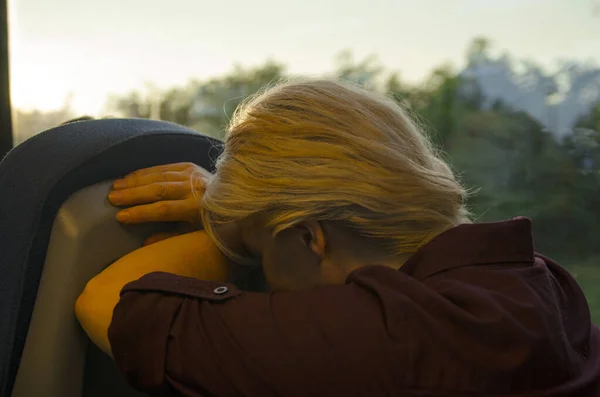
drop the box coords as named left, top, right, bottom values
left=112, top=171, right=186, bottom=190
left=143, top=232, right=182, bottom=246
left=109, top=181, right=190, bottom=206
left=190, top=171, right=210, bottom=194
left=116, top=200, right=201, bottom=224
left=125, top=162, right=198, bottom=178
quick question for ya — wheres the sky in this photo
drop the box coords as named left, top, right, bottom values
left=8, top=0, right=600, bottom=115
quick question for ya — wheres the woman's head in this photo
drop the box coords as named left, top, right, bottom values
left=200, top=79, right=469, bottom=290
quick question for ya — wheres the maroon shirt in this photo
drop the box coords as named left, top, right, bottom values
left=108, top=217, right=600, bottom=396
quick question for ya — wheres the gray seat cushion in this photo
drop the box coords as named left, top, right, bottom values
left=0, top=119, right=222, bottom=397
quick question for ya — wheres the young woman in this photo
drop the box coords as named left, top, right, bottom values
left=75, top=79, right=600, bottom=397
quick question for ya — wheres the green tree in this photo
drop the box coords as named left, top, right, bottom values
left=13, top=97, right=76, bottom=144
left=107, top=60, right=286, bottom=138
left=576, top=102, right=600, bottom=132
left=333, top=50, right=383, bottom=87
left=420, top=65, right=462, bottom=149
left=466, top=36, right=492, bottom=66
left=189, top=60, right=286, bottom=137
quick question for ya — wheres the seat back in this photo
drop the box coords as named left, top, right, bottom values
left=0, top=119, right=222, bottom=397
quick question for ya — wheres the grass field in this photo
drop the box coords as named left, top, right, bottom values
left=565, top=257, right=600, bottom=326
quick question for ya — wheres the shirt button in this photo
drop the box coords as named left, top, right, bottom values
left=213, top=286, right=229, bottom=295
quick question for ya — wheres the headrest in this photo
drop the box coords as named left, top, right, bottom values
left=0, top=118, right=222, bottom=396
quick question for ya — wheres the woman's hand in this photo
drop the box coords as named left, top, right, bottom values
left=108, top=162, right=249, bottom=255
left=108, top=162, right=211, bottom=225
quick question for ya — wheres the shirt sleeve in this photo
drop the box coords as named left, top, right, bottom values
left=107, top=270, right=396, bottom=397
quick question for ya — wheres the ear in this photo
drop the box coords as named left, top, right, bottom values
left=295, top=220, right=326, bottom=259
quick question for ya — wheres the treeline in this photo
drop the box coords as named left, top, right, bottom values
left=108, top=38, right=600, bottom=264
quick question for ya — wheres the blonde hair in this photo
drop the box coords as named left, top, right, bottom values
left=200, top=78, right=469, bottom=263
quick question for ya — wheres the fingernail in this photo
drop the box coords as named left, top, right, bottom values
left=108, top=191, right=121, bottom=202
left=113, top=179, right=126, bottom=189
left=117, top=211, right=130, bottom=222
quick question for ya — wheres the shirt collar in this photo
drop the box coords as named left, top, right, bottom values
left=400, top=217, right=535, bottom=280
